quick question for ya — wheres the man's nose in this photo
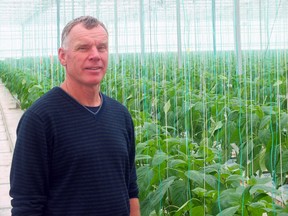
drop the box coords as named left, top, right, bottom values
left=88, top=47, right=100, bottom=60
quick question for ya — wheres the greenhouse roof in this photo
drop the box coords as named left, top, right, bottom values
left=0, top=0, right=47, bottom=25
left=1, top=0, right=287, bottom=26
left=0, top=0, right=287, bottom=58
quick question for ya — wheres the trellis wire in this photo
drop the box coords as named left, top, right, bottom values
left=0, top=0, right=287, bottom=215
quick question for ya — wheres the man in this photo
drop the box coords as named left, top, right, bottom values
left=10, top=16, right=140, bottom=216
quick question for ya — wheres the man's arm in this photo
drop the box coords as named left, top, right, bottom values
left=128, top=117, right=140, bottom=215
left=130, top=198, right=140, bottom=216
left=10, top=111, right=49, bottom=215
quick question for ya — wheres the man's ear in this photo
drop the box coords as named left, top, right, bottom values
left=58, top=47, right=67, bottom=66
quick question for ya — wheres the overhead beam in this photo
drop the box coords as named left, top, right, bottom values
left=139, top=0, right=145, bottom=65
left=233, top=0, right=242, bottom=75
left=56, top=0, right=60, bottom=49
left=22, top=0, right=51, bottom=25
left=176, top=0, right=182, bottom=68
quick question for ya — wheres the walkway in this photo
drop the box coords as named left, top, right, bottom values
left=0, top=82, right=23, bottom=216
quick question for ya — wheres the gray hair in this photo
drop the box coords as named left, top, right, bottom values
left=61, top=16, right=108, bottom=47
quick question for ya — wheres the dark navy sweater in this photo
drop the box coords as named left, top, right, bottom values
left=10, top=87, right=139, bottom=216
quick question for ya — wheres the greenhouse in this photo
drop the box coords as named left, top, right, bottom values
left=0, top=0, right=287, bottom=215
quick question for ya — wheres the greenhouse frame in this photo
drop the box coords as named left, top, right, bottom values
left=0, top=0, right=288, bottom=215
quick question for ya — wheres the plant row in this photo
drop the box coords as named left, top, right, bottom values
left=0, top=50, right=288, bottom=215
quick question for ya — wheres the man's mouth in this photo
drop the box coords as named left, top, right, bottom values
left=85, top=67, right=102, bottom=71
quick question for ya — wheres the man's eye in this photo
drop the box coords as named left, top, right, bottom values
left=77, top=46, right=89, bottom=51
left=98, top=46, right=107, bottom=52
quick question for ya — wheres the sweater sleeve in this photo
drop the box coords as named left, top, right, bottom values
left=10, top=110, right=50, bottom=216
left=128, top=118, right=139, bottom=199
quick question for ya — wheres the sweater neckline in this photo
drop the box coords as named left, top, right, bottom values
left=55, top=87, right=104, bottom=116
left=82, top=95, right=103, bottom=115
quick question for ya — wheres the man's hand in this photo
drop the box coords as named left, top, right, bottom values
left=130, top=198, right=140, bottom=216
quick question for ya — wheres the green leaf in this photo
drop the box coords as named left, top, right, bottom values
left=164, top=100, right=171, bottom=114
left=202, top=163, right=221, bottom=174
left=242, top=186, right=252, bottom=205
left=136, top=142, right=147, bottom=154
left=205, top=174, right=218, bottom=189
left=210, top=121, right=223, bottom=136
left=280, top=113, right=288, bottom=129
left=185, top=170, right=204, bottom=187
left=216, top=205, right=239, bottom=216
left=257, top=148, right=267, bottom=173
left=169, top=180, right=187, bottom=207
left=250, top=184, right=280, bottom=196
left=259, top=115, right=271, bottom=129
left=190, top=206, right=205, bottom=215
left=151, top=176, right=176, bottom=206
left=136, top=165, right=154, bottom=193
left=230, top=143, right=239, bottom=155
left=264, top=145, right=279, bottom=173
left=168, top=159, right=187, bottom=168
left=125, top=94, right=133, bottom=100
left=247, top=201, right=266, bottom=216
left=249, top=200, right=267, bottom=209
left=192, top=187, right=207, bottom=197
left=258, top=129, right=271, bottom=145
left=226, top=175, right=243, bottom=186
left=276, top=150, right=288, bottom=174
left=140, top=192, right=154, bottom=216
left=29, top=84, right=43, bottom=91
left=185, top=170, right=218, bottom=189
left=238, top=140, right=254, bottom=166
left=152, top=151, right=168, bottom=166
left=252, top=193, right=272, bottom=203
left=273, top=80, right=283, bottom=87
left=174, top=199, right=194, bottom=216
left=261, top=106, right=276, bottom=115
left=218, top=188, right=241, bottom=209
left=136, top=154, right=152, bottom=161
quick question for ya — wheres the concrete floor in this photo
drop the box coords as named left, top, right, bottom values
left=0, top=82, right=23, bottom=216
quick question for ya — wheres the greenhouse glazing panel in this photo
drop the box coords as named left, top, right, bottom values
left=0, top=0, right=287, bottom=215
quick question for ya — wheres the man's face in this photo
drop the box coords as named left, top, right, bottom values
left=58, top=24, right=109, bottom=87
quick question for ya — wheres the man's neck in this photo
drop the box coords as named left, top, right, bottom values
left=60, top=81, right=102, bottom=107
